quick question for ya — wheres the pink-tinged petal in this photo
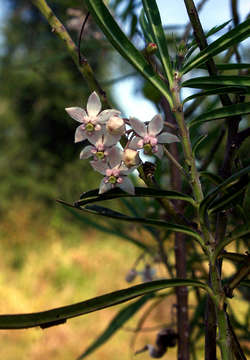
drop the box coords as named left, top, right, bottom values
left=98, top=109, right=121, bottom=124
left=158, top=132, right=180, bottom=144
left=148, top=115, right=163, bottom=135
left=90, top=160, right=108, bottom=175
left=129, top=117, right=147, bottom=137
left=87, top=131, right=103, bottom=146
left=99, top=178, right=112, bottom=194
left=65, top=107, right=86, bottom=123
left=85, top=128, right=103, bottom=143
left=79, top=145, right=94, bottom=159
left=154, top=144, right=164, bottom=158
left=87, top=91, right=102, bottom=116
left=108, top=147, right=123, bottom=168
left=103, top=132, right=120, bottom=147
left=75, top=125, right=87, bottom=143
left=118, top=177, right=135, bottom=195
left=129, top=136, right=141, bottom=150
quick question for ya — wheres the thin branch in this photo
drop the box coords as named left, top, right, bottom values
left=31, top=0, right=109, bottom=106
left=78, top=11, right=90, bottom=65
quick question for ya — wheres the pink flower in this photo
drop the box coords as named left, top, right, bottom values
left=129, top=115, right=179, bottom=158
left=79, top=132, right=118, bottom=161
left=91, top=147, right=135, bottom=195
left=65, top=92, right=120, bottom=142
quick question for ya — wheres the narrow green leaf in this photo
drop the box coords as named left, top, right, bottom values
left=58, top=200, right=204, bottom=248
left=77, top=294, right=153, bottom=359
left=183, top=86, right=248, bottom=104
left=240, top=280, right=250, bottom=289
left=139, top=9, right=154, bottom=44
left=61, top=203, right=151, bottom=253
left=213, top=223, right=250, bottom=262
left=182, top=75, right=250, bottom=89
left=200, top=171, right=223, bottom=186
left=181, top=19, right=250, bottom=74
left=186, top=20, right=232, bottom=59
left=192, top=134, right=207, bottom=156
left=85, top=0, right=173, bottom=107
left=189, top=103, right=250, bottom=128
left=0, top=279, right=209, bottom=329
left=77, top=187, right=196, bottom=207
left=141, top=0, right=173, bottom=86
left=198, top=63, right=250, bottom=71
left=209, top=186, right=247, bottom=214
left=199, top=165, right=250, bottom=226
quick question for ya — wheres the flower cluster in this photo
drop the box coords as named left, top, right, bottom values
left=66, top=92, right=180, bottom=195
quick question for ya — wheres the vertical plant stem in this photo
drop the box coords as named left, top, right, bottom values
left=161, top=97, right=189, bottom=360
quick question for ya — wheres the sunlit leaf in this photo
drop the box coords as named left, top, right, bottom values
left=183, top=86, right=248, bottom=104
left=0, top=279, right=209, bottom=329
left=181, top=19, right=250, bottom=74
left=189, top=103, right=250, bottom=128
left=77, top=187, right=196, bottom=206
left=182, top=75, right=250, bottom=89
left=85, top=0, right=173, bottom=107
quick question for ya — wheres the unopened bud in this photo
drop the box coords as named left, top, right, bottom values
left=145, top=42, right=158, bottom=55
left=125, top=268, right=137, bottom=283
left=123, top=149, right=140, bottom=168
left=106, top=116, right=125, bottom=135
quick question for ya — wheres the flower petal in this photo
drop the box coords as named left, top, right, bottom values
left=118, top=177, right=135, bottom=195
left=103, top=132, right=120, bottom=147
left=79, top=145, right=94, bottom=159
left=90, top=160, right=108, bottom=175
left=158, top=132, right=180, bottom=143
left=87, top=91, right=102, bottom=116
left=154, top=144, right=164, bottom=158
left=98, top=109, right=121, bottom=124
left=129, top=136, right=141, bottom=150
left=65, top=107, right=86, bottom=123
left=87, top=131, right=103, bottom=146
left=75, top=125, right=87, bottom=143
left=148, top=115, right=163, bottom=136
left=99, top=178, right=112, bottom=194
left=129, top=117, right=147, bottom=137
left=108, top=147, right=122, bottom=168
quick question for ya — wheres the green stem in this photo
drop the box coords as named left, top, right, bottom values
left=32, top=0, right=108, bottom=105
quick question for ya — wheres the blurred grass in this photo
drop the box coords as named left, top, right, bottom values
left=0, top=199, right=178, bottom=360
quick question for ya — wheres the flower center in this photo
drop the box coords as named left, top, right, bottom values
left=85, top=123, right=95, bottom=132
left=143, top=143, right=153, bottom=155
left=108, top=175, right=117, bottom=184
left=96, top=151, right=105, bottom=160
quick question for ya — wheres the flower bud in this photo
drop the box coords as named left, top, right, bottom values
left=125, top=268, right=137, bottom=283
left=123, top=149, right=140, bottom=168
left=106, top=116, right=125, bottom=135
left=145, top=42, right=158, bottom=55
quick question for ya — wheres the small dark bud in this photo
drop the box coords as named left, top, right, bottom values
left=156, top=328, right=178, bottom=348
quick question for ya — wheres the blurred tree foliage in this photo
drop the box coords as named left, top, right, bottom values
left=0, top=0, right=116, bottom=206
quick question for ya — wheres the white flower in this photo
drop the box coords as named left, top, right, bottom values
left=129, top=115, right=180, bottom=158
left=91, top=147, right=135, bottom=195
left=65, top=91, right=120, bottom=143
left=79, top=132, right=118, bottom=161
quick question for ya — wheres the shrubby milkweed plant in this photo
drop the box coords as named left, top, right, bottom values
left=2, top=0, right=250, bottom=359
